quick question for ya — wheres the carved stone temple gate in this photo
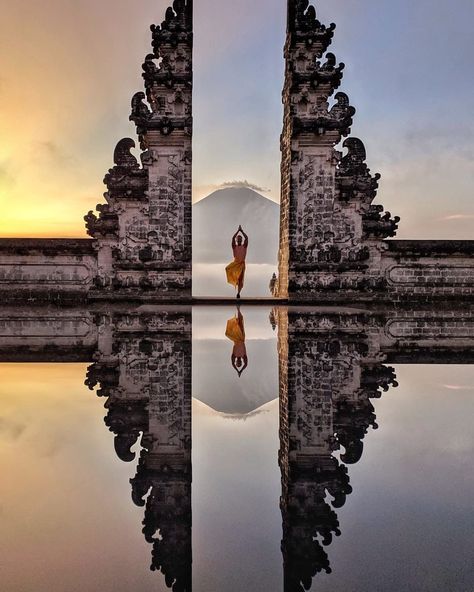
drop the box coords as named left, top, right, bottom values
left=0, top=0, right=194, bottom=303
left=275, top=0, right=474, bottom=301
left=0, top=0, right=472, bottom=303
left=86, top=0, right=193, bottom=299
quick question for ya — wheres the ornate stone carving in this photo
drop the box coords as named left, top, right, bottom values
left=151, top=0, right=193, bottom=49
left=288, top=0, right=335, bottom=52
left=363, top=205, right=400, bottom=239
left=84, top=138, right=148, bottom=244
left=103, top=138, right=148, bottom=201
left=292, top=52, right=345, bottom=93
left=84, top=0, right=192, bottom=300
left=84, top=205, right=119, bottom=239
left=135, top=0, right=193, bottom=138
left=277, top=1, right=400, bottom=300
left=337, top=138, right=380, bottom=202
left=289, top=273, right=388, bottom=294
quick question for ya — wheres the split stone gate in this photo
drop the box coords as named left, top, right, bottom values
left=0, top=0, right=472, bottom=303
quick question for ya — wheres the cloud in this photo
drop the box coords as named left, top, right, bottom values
left=443, top=384, right=474, bottom=391
left=374, top=151, right=474, bottom=239
left=440, top=214, right=474, bottom=221
left=403, top=123, right=474, bottom=157
left=219, top=408, right=271, bottom=422
left=218, top=180, right=271, bottom=193
left=0, top=417, right=26, bottom=440
left=34, top=141, right=75, bottom=167
left=0, top=161, right=15, bottom=188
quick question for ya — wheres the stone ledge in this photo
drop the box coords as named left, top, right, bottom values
left=0, top=238, right=95, bottom=255
left=385, top=349, right=474, bottom=364
left=0, top=348, right=95, bottom=363
left=387, top=240, right=474, bottom=257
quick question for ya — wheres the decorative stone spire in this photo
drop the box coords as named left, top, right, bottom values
left=130, top=0, right=193, bottom=148
left=287, top=0, right=335, bottom=49
left=85, top=0, right=193, bottom=299
left=277, top=1, right=400, bottom=300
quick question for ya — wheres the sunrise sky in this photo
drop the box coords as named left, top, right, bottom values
left=1, top=0, right=473, bottom=238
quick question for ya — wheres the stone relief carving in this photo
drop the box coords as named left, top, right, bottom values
left=84, top=0, right=192, bottom=298
left=277, top=0, right=401, bottom=299
left=288, top=0, right=336, bottom=52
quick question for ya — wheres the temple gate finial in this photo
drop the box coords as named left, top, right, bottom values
left=277, top=1, right=399, bottom=300
left=85, top=0, right=193, bottom=299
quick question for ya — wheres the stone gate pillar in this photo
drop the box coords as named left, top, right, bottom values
left=277, top=1, right=399, bottom=301
left=85, top=0, right=193, bottom=300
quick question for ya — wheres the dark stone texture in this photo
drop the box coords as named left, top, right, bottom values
left=276, top=0, right=473, bottom=303
left=0, top=238, right=95, bottom=255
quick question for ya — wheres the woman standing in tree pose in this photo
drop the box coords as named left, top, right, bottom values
left=226, top=226, right=249, bottom=299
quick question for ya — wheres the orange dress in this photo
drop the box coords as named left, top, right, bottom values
left=226, top=260, right=246, bottom=288
left=226, top=245, right=247, bottom=289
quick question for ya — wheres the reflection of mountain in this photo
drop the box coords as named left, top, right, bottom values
left=193, top=339, right=278, bottom=414
left=193, top=188, right=280, bottom=265
left=194, top=398, right=278, bottom=422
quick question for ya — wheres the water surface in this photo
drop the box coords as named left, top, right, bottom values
left=1, top=306, right=473, bottom=591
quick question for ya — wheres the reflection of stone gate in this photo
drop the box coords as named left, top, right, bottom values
left=1, top=304, right=473, bottom=591
left=275, top=304, right=474, bottom=590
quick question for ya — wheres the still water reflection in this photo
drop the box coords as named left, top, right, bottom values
left=1, top=305, right=473, bottom=591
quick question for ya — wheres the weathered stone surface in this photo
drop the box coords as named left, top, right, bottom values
left=276, top=1, right=398, bottom=301
left=381, top=241, right=474, bottom=301
left=85, top=0, right=193, bottom=300
left=0, top=239, right=97, bottom=303
left=276, top=1, right=473, bottom=302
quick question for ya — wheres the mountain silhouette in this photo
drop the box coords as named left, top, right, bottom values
left=193, top=187, right=280, bottom=265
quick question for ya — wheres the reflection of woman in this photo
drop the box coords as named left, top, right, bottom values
left=226, top=226, right=249, bottom=299
left=225, top=306, right=248, bottom=377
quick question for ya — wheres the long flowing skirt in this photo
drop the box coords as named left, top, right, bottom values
left=225, top=260, right=245, bottom=289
